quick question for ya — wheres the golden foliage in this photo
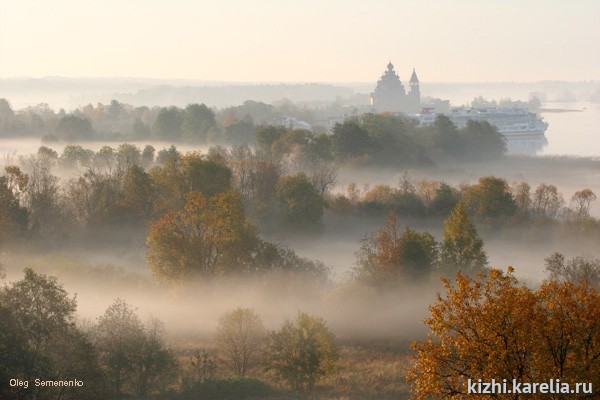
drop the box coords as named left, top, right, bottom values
left=408, top=269, right=599, bottom=399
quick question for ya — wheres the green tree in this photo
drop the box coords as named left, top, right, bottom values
left=275, top=173, right=326, bottom=229
left=0, top=171, right=28, bottom=245
left=265, top=312, right=338, bottom=392
left=120, top=165, right=154, bottom=224
left=181, top=153, right=232, bottom=199
left=216, top=308, right=266, bottom=377
left=156, top=145, right=181, bottom=165
left=224, top=119, right=255, bottom=144
left=65, top=170, right=121, bottom=229
left=153, top=106, right=184, bottom=140
left=0, top=269, right=107, bottom=400
left=55, top=115, right=94, bottom=141
left=460, top=120, right=506, bottom=160
left=20, top=155, right=62, bottom=237
left=133, top=117, right=151, bottom=138
left=94, top=299, right=176, bottom=397
left=433, top=114, right=461, bottom=157
left=115, top=143, right=142, bottom=175
left=94, top=145, right=117, bottom=174
left=182, top=103, right=216, bottom=141
left=462, top=176, right=516, bottom=219
left=428, top=182, right=459, bottom=217
left=255, top=125, right=286, bottom=157
left=141, top=144, right=155, bottom=168
left=131, top=318, right=178, bottom=397
left=60, top=144, right=95, bottom=169
left=95, top=299, right=143, bottom=397
left=331, top=120, right=371, bottom=160
left=440, top=203, right=487, bottom=276
left=150, top=152, right=232, bottom=216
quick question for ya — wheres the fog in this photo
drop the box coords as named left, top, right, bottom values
left=1, top=89, right=598, bottom=399
left=1, top=144, right=597, bottom=344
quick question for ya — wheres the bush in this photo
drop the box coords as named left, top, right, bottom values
left=265, top=312, right=339, bottom=392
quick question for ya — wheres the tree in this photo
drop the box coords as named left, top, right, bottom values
left=181, top=153, right=232, bottom=199
left=265, top=312, right=338, bottom=392
left=460, top=120, right=505, bottom=160
left=0, top=170, right=28, bottom=245
left=141, top=144, right=155, bottom=168
left=182, top=103, right=216, bottom=141
left=65, top=170, right=121, bottom=229
left=20, top=155, right=62, bottom=236
left=570, top=188, right=596, bottom=218
left=120, top=165, right=154, bottom=224
left=331, top=120, right=371, bottom=160
left=0, top=269, right=107, bottom=400
left=216, top=308, right=266, bottom=377
left=276, top=173, right=326, bottom=229
left=153, top=106, right=184, bottom=140
left=462, top=176, right=516, bottom=219
left=224, top=119, right=255, bottom=144
left=94, top=145, right=117, bottom=174
left=512, top=181, right=531, bottom=215
left=255, top=125, right=286, bottom=158
left=130, top=318, right=177, bottom=397
left=440, top=203, right=487, bottom=276
left=147, top=190, right=256, bottom=281
left=532, top=183, right=564, bottom=218
left=355, top=212, right=437, bottom=285
left=115, top=143, right=142, bottom=175
left=428, top=182, right=459, bottom=217
left=95, top=298, right=145, bottom=396
left=308, top=159, right=337, bottom=197
left=156, top=145, right=181, bottom=165
left=60, top=144, right=95, bottom=169
left=545, top=252, right=600, bottom=290
left=433, top=114, right=461, bottom=157
left=55, top=115, right=94, bottom=141
left=408, top=268, right=600, bottom=399
left=150, top=152, right=232, bottom=216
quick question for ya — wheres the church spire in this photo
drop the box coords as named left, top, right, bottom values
left=410, top=68, right=419, bottom=83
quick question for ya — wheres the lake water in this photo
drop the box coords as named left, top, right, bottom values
left=539, top=102, right=600, bottom=157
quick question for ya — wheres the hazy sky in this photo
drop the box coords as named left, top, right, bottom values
left=1, top=0, right=599, bottom=83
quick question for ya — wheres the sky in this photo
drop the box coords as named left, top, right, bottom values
left=1, top=0, right=599, bottom=83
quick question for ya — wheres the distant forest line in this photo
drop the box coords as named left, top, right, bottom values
left=1, top=96, right=511, bottom=167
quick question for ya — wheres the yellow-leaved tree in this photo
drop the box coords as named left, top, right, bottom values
left=407, top=268, right=599, bottom=399
left=147, top=190, right=256, bottom=281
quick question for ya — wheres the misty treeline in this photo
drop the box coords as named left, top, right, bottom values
left=469, top=94, right=542, bottom=110
left=0, top=266, right=339, bottom=399
left=1, top=140, right=597, bottom=255
left=1, top=249, right=598, bottom=399
left=0, top=97, right=506, bottom=165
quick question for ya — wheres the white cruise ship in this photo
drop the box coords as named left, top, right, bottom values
left=414, top=107, right=549, bottom=154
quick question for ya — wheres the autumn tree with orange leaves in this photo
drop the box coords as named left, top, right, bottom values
left=147, top=189, right=328, bottom=282
left=408, top=268, right=599, bottom=399
left=147, top=190, right=257, bottom=281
